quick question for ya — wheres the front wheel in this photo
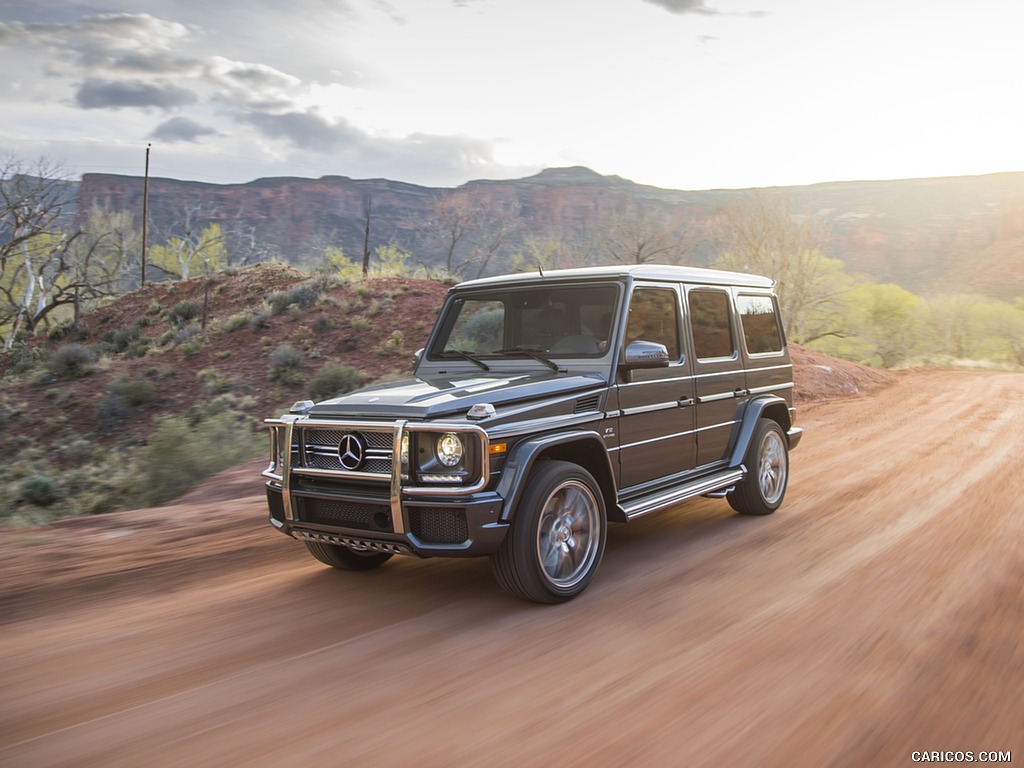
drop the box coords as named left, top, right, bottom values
left=490, top=460, right=606, bottom=604
left=304, top=540, right=393, bottom=570
left=728, top=419, right=789, bottom=516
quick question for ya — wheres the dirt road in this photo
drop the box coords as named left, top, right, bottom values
left=1, top=369, right=1021, bottom=767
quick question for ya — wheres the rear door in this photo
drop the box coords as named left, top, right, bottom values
left=736, top=292, right=793, bottom=403
left=686, top=286, right=746, bottom=468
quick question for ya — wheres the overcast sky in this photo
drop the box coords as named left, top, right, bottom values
left=1, top=0, right=1022, bottom=190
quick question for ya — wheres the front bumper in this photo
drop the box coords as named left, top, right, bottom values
left=265, top=484, right=508, bottom=557
left=262, top=416, right=509, bottom=557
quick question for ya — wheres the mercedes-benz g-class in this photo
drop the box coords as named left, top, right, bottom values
left=263, top=265, right=802, bottom=603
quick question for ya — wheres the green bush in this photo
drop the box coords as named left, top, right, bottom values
left=125, top=412, right=260, bottom=508
left=168, top=300, right=200, bottom=327
left=249, top=311, right=272, bottom=331
left=3, top=342, right=47, bottom=377
left=95, top=393, right=132, bottom=433
left=197, top=368, right=233, bottom=395
left=48, top=344, right=96, bottom=380
left=47, top=319, right=79, bottom=341
left=307, top=362, right=367, bottom=402
left=269, top=285, right=318, bottom=315
left=311, top=314, right=334, bottom=333
left=223, top=312, right=252, bottom=332
left=172, top=324, right=203, bottom=345
left=110, top=325, right=143, bottom=352
left=18, top=475, right=58, bottom=507
left=270, top=344, right=303, bottom=373
left=110, top=377, right=157, bottom=406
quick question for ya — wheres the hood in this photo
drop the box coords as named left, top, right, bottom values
left=307, top=370, right=607, bottom=421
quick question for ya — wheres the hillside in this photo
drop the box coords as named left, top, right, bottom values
left=0, top=265, right=449, bottom=450
left=76, top=167, right=1024, bottom=297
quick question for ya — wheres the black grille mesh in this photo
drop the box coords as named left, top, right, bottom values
left=297, top=497, right=392, bottom=532
left=409, top=507, right=469, bottom=545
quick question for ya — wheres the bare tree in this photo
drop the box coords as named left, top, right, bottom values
left=361, top=194, right=373, bottom=277
left=714, top=190, right=847, bottom=343
left=0, top=157, right=82, bottom=348
left=598, top=205, right=697, bottom=266
left=422, top=192, right=520, bottom=278
left=430, top=191, right=476, bottom=276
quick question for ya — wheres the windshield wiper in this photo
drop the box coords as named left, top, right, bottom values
left=440, top=349, right=490, bottom=371
left=495, top=347, right=560, bottom=372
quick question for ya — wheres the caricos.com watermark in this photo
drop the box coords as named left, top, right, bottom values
left=911, top=752, right=1012, bottom=763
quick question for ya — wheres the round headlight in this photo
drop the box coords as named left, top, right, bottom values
left=436, top=432, right=464, bottom=467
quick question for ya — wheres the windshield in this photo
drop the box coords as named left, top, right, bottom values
left=429, top=284, right=619, bottom=360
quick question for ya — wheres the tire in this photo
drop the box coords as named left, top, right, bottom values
left=304, top=540, right=393, bottom=570
left=728, top=419, right=789, bottom=516
left=490, top=460, right=606, bottom=604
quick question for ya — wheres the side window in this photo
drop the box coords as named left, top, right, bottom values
left=737, top=294, right=783, bottom=354
left=688, top=289, right=735, bottom=360
left=625, top=287, right=680, bottom=360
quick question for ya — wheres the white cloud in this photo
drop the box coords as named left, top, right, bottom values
left=0, top=0, right=1021, bottom=189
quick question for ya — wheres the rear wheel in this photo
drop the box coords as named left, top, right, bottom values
left=491, top=460, right=606, bottom=603
left=304, top=540, right=393, bottom=570
left=728, top=419, right=789, bottom=516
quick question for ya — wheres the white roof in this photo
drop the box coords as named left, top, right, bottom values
left=456, top=263, right=776, bottom=290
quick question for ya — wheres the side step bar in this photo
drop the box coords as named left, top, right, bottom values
left=620, top=467, right=745, bottom=521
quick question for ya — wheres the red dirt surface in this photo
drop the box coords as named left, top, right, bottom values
left=1, top=368, right=1021, bottom=766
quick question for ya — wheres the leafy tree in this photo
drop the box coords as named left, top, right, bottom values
left=976, top=299, right=1024, bottom=365
left=149, top=222, right=226, bottom=280
left=846, top=282, right=924, bottom=367
left=371, top=244, right=411, bottom=277
left=923, top=294, right=987, bottom=360
left=318, top=243, right=409, bottom=280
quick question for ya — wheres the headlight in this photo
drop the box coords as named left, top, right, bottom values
left=435, top=432, right=464, bottom=467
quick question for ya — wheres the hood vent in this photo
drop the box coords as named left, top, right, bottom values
left=574, top=394, right=601, bottom=414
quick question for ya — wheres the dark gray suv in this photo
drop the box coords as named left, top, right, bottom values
left=263, top=265, right=802, bottom=603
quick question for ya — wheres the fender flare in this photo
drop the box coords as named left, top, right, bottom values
left=727, top=395, right=793, bottom=469
left=494, top=430, right=616, bottom=522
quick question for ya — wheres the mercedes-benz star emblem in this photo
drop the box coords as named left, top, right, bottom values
left=337, top=433, right=365, bottom=471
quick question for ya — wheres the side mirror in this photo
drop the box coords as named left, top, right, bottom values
left=622, top=340, right=670, bottom=368
left=412, top=348, right=424, bottom=369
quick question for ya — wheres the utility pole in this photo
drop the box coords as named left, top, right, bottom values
left=141, top=143, right=151, bottom=287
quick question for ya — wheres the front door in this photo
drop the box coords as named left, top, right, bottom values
left=614, top=284, right=697, bottom=490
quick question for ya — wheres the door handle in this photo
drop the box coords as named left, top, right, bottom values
left=678, top=397, right=694, bottom=407
left=733, top=388, right=749, bottom=398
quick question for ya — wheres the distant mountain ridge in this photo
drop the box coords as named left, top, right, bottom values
left=76, top=166, right=1024, bottom=298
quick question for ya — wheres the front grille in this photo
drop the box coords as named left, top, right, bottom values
left=296, top=427, right=393, bottom=475
left=409, top=507, right=469, bottom=544
left=296, top=497, right=393, bottom=533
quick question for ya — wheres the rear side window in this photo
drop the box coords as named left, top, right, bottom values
left=688, top=289, right=734, bottom=360
left=737, top=295, right=783, bottom=354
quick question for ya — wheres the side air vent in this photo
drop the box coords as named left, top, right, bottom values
left=574, top=394, right=601, bottom=414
